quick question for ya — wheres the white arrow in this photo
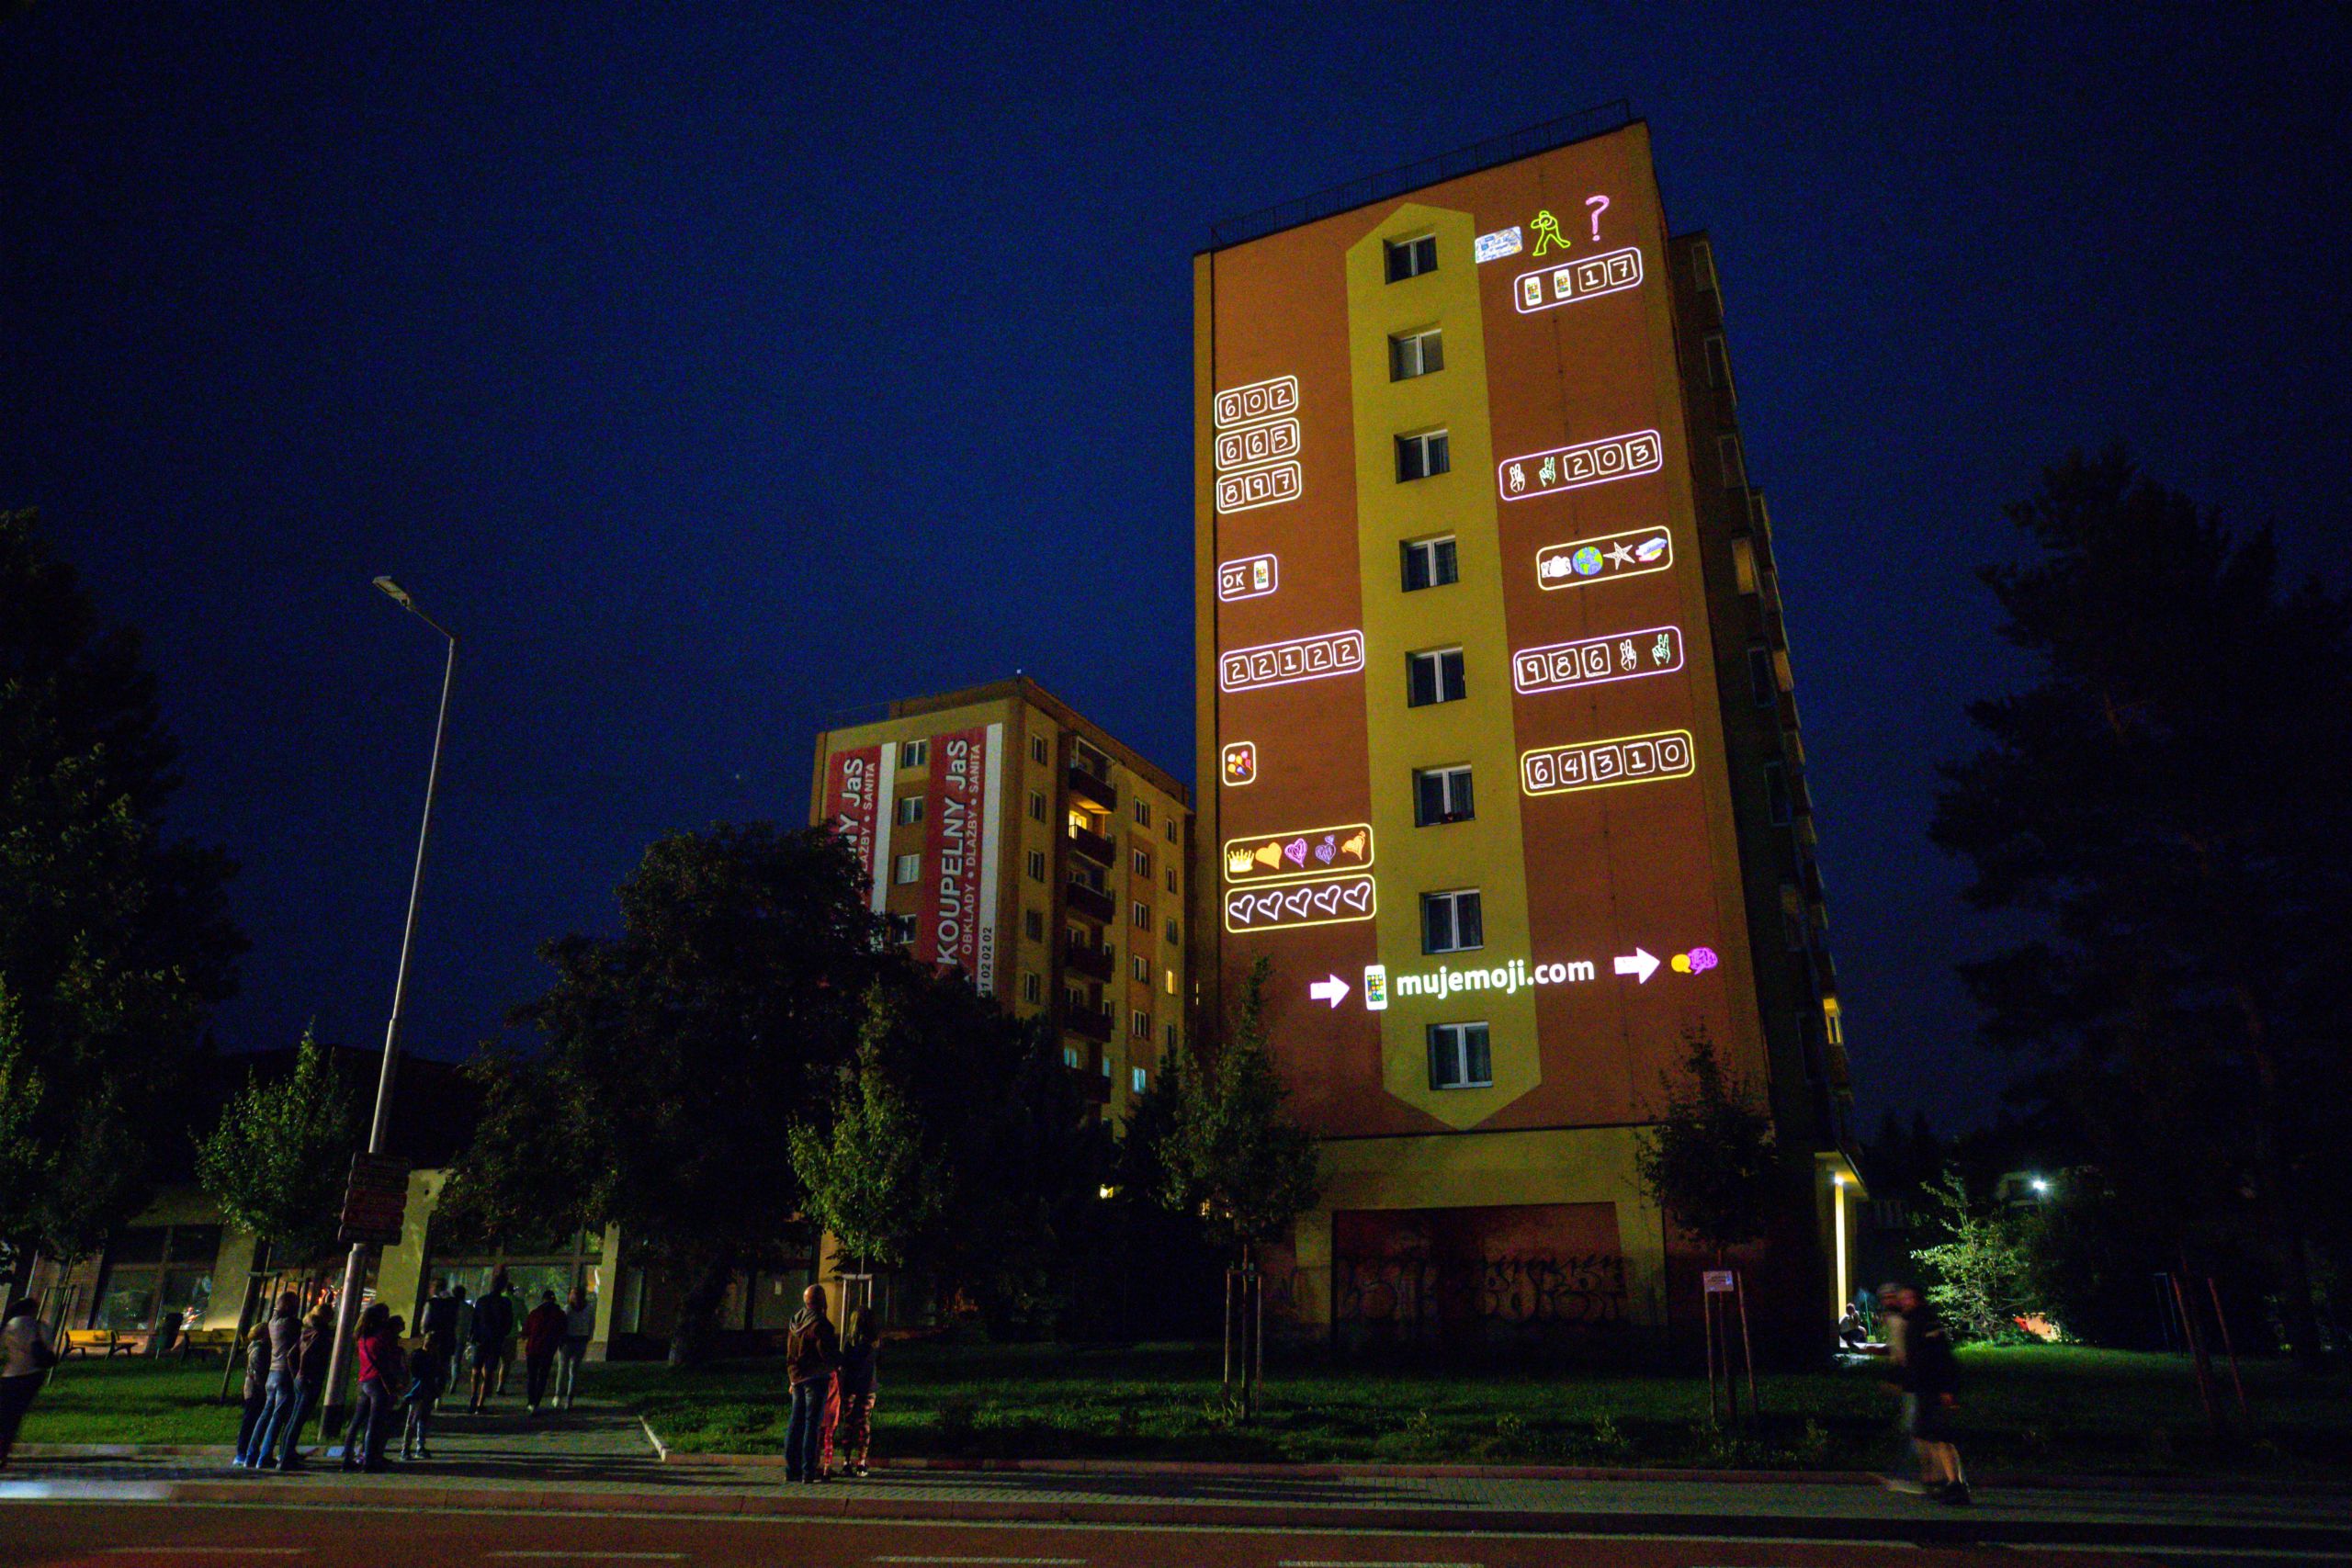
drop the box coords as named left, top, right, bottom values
left=1308, top=975, right=1351, bottom=1008
left=1613, top=948, right=1660, bottom=985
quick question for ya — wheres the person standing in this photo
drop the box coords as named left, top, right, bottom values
left=556, top=1286, right=594, bottom=1411
left=782, top=1284, right=838, bottom=1484
left=247, top=1292, right=303, bottom=1471
left=521, top=1290, right=566, bottom=1416
left=467, top=1274, right=514, bottom=1414
left=834, top=1308, right=880, bottom=1478
left=274, top=1303, right=333, bottom=1471
left=232, top=1326, right=270, bottom=1467
left=344, top=1304, right=404, bottom=1472
left=1877, top=1282, right=1971, bottom=1505
left=0, top=1297, right=57, bottom=1472
left=418, top=1278, right=459, bottom=1405
left=401, top=1318, right=444, bottom=1461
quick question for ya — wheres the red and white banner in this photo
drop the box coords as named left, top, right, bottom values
left=822, top=745, right=888, bottom=908
left=917, top=724, right=1001, bottom=995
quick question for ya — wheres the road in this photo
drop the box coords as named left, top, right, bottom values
left=0, top=1498, right=2183, bottom=1568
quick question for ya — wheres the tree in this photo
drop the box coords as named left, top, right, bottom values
left=443, top=822, right=882, bottom=1366
left=1910, top=1168, right=2032, bottom=1342
left=0, top=508, right=244, bottom=1279
left=1632, top=1024, right=1776, bottom=1263
left=194, top=1027, right=359, bottom=1264
left=1156, top=959, right=1322, bottom=1409
left=788, top=986, right=946, bottom=1280
left=1930, top=448, right=2352, bottom=1363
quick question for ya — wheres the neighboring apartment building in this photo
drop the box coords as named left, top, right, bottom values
left=810, top=677, right=1192, bottom=1119
left=1192, top=111, right=1858, bottom=1352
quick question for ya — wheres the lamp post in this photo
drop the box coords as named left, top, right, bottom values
left=319, top=577, right=457, bottom=1443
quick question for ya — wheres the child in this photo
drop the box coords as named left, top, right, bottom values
left=401, top=1314, right=443, bottom=1460
left=232, top=1327, right=270, bottom=1467
left=834, top=1309, right=880, bottom=1478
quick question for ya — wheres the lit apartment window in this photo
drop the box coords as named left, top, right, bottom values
left=1389, top=327, right=1443, bottom=380
left=1427, top=1021, right=1492, bottom=1089
left=1414, top=765, right=1475, bottom=826
left=1022, top=972, right=1043, bottom=1005
left=1131, top=955, right=1148, bottom=983
left=1765, top=760, right=1792, bottom=826
left=1131, top=1010, right=1150, bottom=1040
left=1163, top=968, right=1177, bottom=997
left=1132, top=1066, right=1149, bottom=1094
left=1026, top=849, right=1046, bottom=882
left=1421, top=889, right=1484, bottom=954
left=1747, top=644, right=1776, bottom=707
left=1164, top=867, right=1178, bottom=895
left=1133, top=800, right=1151, bottom=827
left=887, top=913, right=917, bottom=944
left=1132, top=849, right=1151, bottom=878
left=1703, top=333, right=1735, bottom=399
left=900, top=739, right=929, bottom=769
left=1062, top=1044, right=1080, bottom=1069
left=1030, top=735, right=1049, bottom=765
left=1132, top=901, right=1149, bottom=930
left=894, top=796, right=924, bottom=827
left=1385, top=233, right=1438, bottom=281
left=1401, top=535, right=1458, bottom=592
left=1028, top=789, right=1046, bottom=822
left=1396, top=430, right=1450, bottom=481
left=892, top=852, right=921, bottom=886
left=1407, top=648, right=1466, bottom=707
left=1717, top=432, right=1747, bottom=489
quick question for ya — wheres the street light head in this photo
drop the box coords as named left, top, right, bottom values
left=373, top=576, right=415, bottom=611
left=2030, top=1177, right=2052, bottom=1195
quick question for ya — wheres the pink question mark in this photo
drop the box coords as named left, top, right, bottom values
left=1586, top=195, right=1610, bottom=241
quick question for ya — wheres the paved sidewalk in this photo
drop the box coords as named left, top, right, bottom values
left=7, top=1400, right=2351, bottom=1555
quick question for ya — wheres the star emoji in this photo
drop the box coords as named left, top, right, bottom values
left=1605, top=542, right=1636, bottom=568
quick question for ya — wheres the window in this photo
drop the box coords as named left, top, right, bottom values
left=1400, top=536, right=1458, bottom=592
left=1165, top=917, right=1180, bottom=946
left=1163, top=967, right=1178, bottom=997
left=1163, top=818, right=1178, bottom=845
left=1732, top=536, right=1759, bottom=594
left=1781, top=883, right=1807, bottom=952
left=1385, top=233, right=1438, bottom=281
left=1389, top=327, right=1443, bottom=380
left=1703, top=333, right=1735, bottom=398
left=1074, top=739, right=1110, bottom=777
left=1132, top=1066, right=1149, bottom=1094
left=1164, top=867, right=1178, bottom=895
left=1765, top=760, right=1792, bottom=826
left=1023, top=908, right=1045, bottom=942
left=895, top=796, right=924, bottom=827
left=1421, top=889, right=1484, bottom=954
left=1030, top=735, right=1049, bottom=765
left=1028, top=789, right=1046, bottom=822
left=1132, top=849, right=1151, bottom=878
left=1163, top=1021, right=1178, bottom=1050
left=900, top=739, right=929, bottom=769
left=892, top=852, right=922, bottom=886
left=1132, top=800, right=1151, bottom=827
left=1065, top=985, right=1087, bottom=1013
left=1022, top=972, right=1043, bottom=1005
left=1427, top=1022, right=1493, bottom=1090
left=1131, top=1010, right=1150, bottom=1040
left=1407, top=648, right=1466, bottom=707
left=1132, top=901, right=1150, bottom=930
left=1132, top=954, right=1149, bottom=983
left=1690, top=239, right=1717, bottom=293
left=1396, top=430, right=1451, bottom=481
left=1101, top=1055, right=1113, bottom=1078
left=1063, top=1044, right=1080, bottom=1069
left=1414, top=765, right=1475, bottom=826
left=1747, top=644, right=1776, bottom=707
left=1026, top=849, right=1046, bottom=882
left=887, top=912, right=917, bottom=944
left=1717, top=432, right=1747, bottom=489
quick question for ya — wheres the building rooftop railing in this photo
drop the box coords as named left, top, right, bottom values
left=1207, top=100, right=1634, bottom=251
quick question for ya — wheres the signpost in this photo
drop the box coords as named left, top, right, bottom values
left=337, top=1152, right=411, bottom=1249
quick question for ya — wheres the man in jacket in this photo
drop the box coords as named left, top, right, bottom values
left=783, top=1284, right=838, bottom=1483
left=418, top=1278, right=460, bottom=1404
left=521, top=1290, right=568, bottom=1416
left=247, top=1292, right=304, bottom=1471
left=468, top=1276, right=514, bottom=1414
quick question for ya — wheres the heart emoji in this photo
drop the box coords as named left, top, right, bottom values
left=1340, top=881, right=1372, bottom=912
left=1253, top=842, right=1283, bottom=869
left=1284, top=838, right=1308, bottom=867
left=1315, top=837, right=1336, bottom=864
left=1309, top=885, right=1340, bottom=913
left=1254, top=892, right=1283, bottom=922
left=1227, top=895, right=1253, bottom=925
left=1283, top=887, right=1311, bottom=917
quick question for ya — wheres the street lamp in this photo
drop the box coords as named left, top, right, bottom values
left=319, top=577, right=458, bottom=1443
left=2030, top=1176, right=2052, bottom=1198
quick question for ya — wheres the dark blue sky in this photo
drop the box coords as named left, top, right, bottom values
left=5, top=3, right=2346, bottom=1132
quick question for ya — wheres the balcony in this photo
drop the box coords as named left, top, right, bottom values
left=1060, top=1004, right=1111, bottom=1044
left=1066, top=763, right=1116, bottom=813
left=1063, top=936, right=1113, bottom=982
left=1065, top=879, right=1115, bottom=924
left=1066, top=822, right=1114, bottom=865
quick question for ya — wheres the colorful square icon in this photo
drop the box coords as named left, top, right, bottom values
left=1221, top=741, right=1257, bottom=786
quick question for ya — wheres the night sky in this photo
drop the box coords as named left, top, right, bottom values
left=5, top=4, right=2346, bottom=1134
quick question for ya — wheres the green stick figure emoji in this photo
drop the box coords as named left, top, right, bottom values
left=1531, top=209, right=1568, bottom=256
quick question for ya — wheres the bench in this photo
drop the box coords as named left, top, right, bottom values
left=63, top=1329, right=144, bottom=1358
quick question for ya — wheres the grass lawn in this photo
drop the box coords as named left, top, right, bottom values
left=607, top=1340, right=2352, bottom=1479
left=22, top=1343, right=2350, bottom=1482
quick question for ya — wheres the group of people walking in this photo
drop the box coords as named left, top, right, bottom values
left=231, top=1270, right=596, bottom=1474
left=782, top=1283, right=880, bottom=1483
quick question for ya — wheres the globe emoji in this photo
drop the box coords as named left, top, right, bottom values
left=1573, top=546, right=1603, bottom=576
